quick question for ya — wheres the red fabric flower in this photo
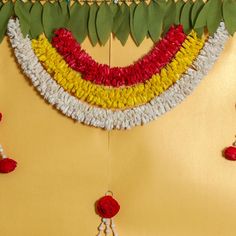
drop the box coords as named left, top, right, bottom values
left=0, top=158, right=17, bottom=173
left=0, top=112, right=2, bottom=122
left=96, top=196, right=120, bottom=219
left=52, top=25, right=186, bottom=87
left=224, top=146, right=236, bottom=161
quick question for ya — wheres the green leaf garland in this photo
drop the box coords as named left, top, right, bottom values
left=0, top=0, right=235, bottom=45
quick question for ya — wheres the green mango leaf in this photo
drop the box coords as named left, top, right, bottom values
left=175, top=0, right=185, bottom=25
left=133, top=1, right=148, bottom=45
left=191, top=0, right=204, bottom=26
left=25, top=1, right=33, bottom=11
left=207, top=0, right=222, bottom=35
left=96, top=2, right=113, bottom=45
left=53, top=2, right=67, bottom=30
left=43, top=2, right=62, bottom=40
left=59, top=0, right=70, bottom=28
left=68, top=2, right=89, bottom=43
left=180, top=1, right=193, bottom=34
left=0, top=1, right=14, bottom=43
left=129, top=2, right=136, bottom=42
left=14, top=0, right=31, bottom=37
left=110, top=1, right=118, bottom=18
left=112, top=3, right=124, bottom=34
left=30, top=1, right=43, bottom=39
left=163, top=0, right=176, bottom=34
left=115, top=3, right=130, bottom=46
left=223, top=0, right=236, bottom=35
left=194, top=1, right=210, bottom=36
left=88, top=3, right=99, bottom=46
left=148, top=1, right=166, bottom=42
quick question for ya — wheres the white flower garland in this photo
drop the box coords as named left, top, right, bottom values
left=7, top=19, right=229, bottom=130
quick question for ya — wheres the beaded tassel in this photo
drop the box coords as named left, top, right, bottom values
left=0, top=144, right=7, bottom=159
left=111, top=218, right=119, bottom=236
left=97, top=218, right=118, bottom=236
left=97, top=219, right=105, bottom=236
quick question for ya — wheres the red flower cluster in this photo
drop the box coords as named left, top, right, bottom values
left=52, top=25, right=186, bottom=87
left=96, top=195, right=120, bottom=219
left=0, top=158, right=17, bottom=173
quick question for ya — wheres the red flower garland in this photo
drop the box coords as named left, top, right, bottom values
left=96, top=195, right=120, bottom=219
left=52, top=25, right=186, bottom=87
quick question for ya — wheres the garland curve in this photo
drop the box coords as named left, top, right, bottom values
left=7, top=19, right=229, bottom=130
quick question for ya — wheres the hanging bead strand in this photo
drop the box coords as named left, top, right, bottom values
left=110, top=218, right=119, bottom=236
left=97, top=218, right=105, bottom=236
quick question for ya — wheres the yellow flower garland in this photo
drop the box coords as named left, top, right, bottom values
left=32, top=32, right=204, bottom=109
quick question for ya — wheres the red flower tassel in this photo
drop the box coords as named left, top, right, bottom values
left=0, top=158, right=17, bottom=173
left=0, top=144, right=17, bottom=174
left=224, top=146, right=236, bottom=161
left=96, top=195, right=120, bottom=219
left=96, top=193, right=120, bottom=236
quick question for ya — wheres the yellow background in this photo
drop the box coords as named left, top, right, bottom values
left=0, top=33, right=236, bottom=236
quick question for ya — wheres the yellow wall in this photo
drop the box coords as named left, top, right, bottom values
left=0, top=34, right=236, bottom=236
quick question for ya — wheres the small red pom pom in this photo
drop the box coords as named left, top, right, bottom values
left=224, top=146, right=236, bottom=161
left=96, top=195, right=120, bottom=219
left=0, top=158, right=17, bottom=173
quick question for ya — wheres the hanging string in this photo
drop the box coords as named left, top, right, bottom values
left=107, top=35, right=112, bottom=192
